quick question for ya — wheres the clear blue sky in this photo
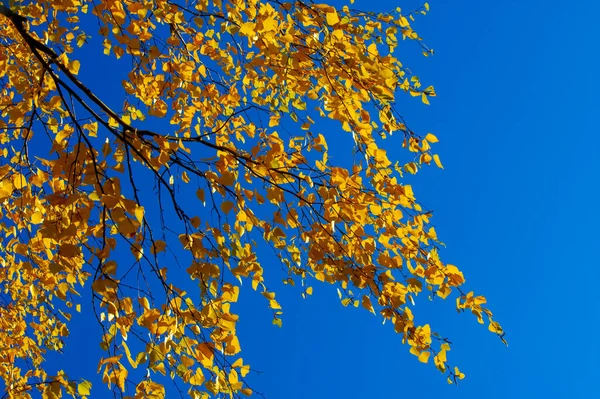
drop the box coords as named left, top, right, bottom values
left=28, top=1, right=600, bottom=398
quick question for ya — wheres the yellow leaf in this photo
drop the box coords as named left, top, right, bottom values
left=422, top=93, right=430, bottom=105
left=373, top=85, right=394, bottom=101
left=122, top=341, right=137, bottom=368
left=189, top=368, right=205, bottom=386
left=434, top=353, right=446, bottom=372
left=454, top=366, right=465, bottom=379
left=488, top=321, right=503, bottom=334
left=77, top=34, right=87, bottom=47
left=78, top=380, right=92, bottom=396
left=418, top=351, right=430, bottom=363
left=424, top=133, right=439, bottom=143
left=370, top=203, right=382, bottom=216
left=433, top=154, right=444, bottom=169
left=367, top=42, right=378, bottom=56
left=134, top=206, right=144, bottom=225
left=405, top=162, right=418, bottom=174
left=31, top=211, right=43, bottom=224
left=12, top=173, right=27, bottom=189
left=326, top=10, right=340, bottom=26
left=262, top=16, right=277, bottom=32
left=239, top=22, right=254, bottom=36
left=269, top=114, right=280, bottom=127
left=409, top=346, right=420, bottom=357
left=70, top=60, right=81, bottom=75
left=262, top=291, right=275, bottom=301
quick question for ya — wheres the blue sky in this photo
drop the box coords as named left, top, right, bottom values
left=13, top=0, right=600, bottom=398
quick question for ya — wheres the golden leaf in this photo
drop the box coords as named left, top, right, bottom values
left=326, top=11, right=340, bottom=26
left=78, top=381, right=92, bottom=396
left=240, top=22, right=255, bottom=36
left=418, top=351, right=431, bottom=363
left=424, top=133, right=439, bottom=143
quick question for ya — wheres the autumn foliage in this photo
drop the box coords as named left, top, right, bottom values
left=0, top=0, right=504, bottom=397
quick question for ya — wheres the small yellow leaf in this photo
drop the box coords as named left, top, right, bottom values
left=262, top=291, right=275, bottom=300
left=488, top=321, right=503, bottom=334
left=422, top=92, right=430, bottom=105
left=122, top=341, right=137, bottom=368
left=70, top=60, right=81, bottom=75
left=454, top=366, right=465, bottom=379
left=239, top=22, right=254, bottom=36
left=434, top=351, right=447, bottom=372
left=367, top=42, right=378, bottom=56
left=326, top=10, right=340, bottom=26
left=424, top=133, right=439, bottom=143
left=31, top=211, right=43, bottom=224
left=12, top=173, right=27, bottom=189
left=189, top=368, right=205, bottom=386
left=78, top=381, right=92, bottom=396
left=433, top=154, right=444, bottom=169
left=77, top=34, right=87, bottom=47
left=134, top=206, right=144, bottom=225
left=418, top=351, right=430, bottom=363
left=404, top=162, right=418, bottom=174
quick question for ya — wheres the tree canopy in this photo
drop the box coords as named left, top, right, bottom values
left=0, top=0, right=504, bottom=397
